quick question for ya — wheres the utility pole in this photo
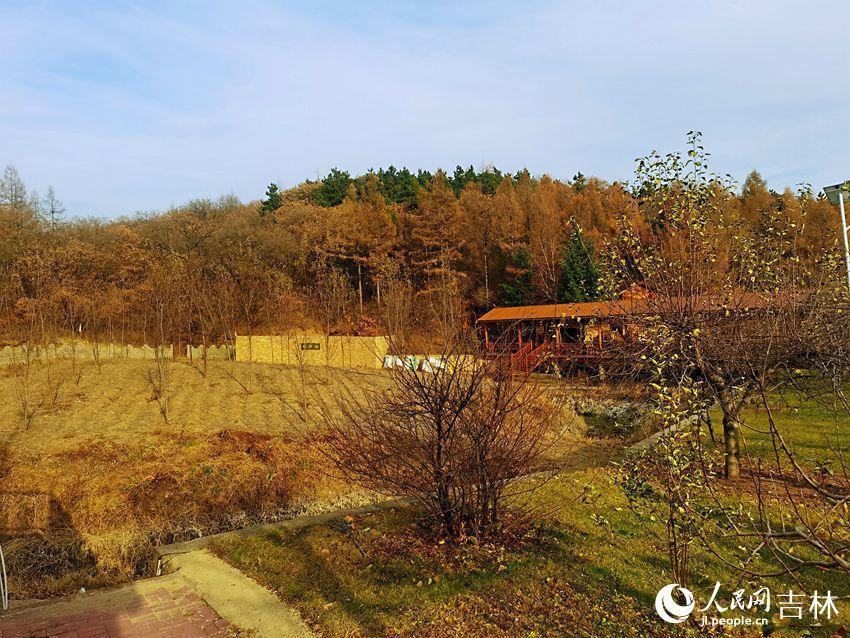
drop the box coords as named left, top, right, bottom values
left=824, top=182, right=850, bottom=289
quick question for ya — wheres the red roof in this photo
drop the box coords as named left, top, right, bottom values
left=477, top=291, right=778, bottom=323
left=477, top=300, right=643, bottom=323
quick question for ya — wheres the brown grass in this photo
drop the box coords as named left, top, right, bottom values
left=0, top=358, right=390, bottom=598
left=0, top=357, right=591, bottom=599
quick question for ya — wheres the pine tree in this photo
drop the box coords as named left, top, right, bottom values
left=259, top=183, right=281, bottom=216
left=376, top=166, right=419, bottom=206
left=313, top=168, right=353, bottom=207
left=499, top=248, right=533, bottom=306
left=557, top=228, right=599, bottom=302
left=572, top=172, right=587, bottom=192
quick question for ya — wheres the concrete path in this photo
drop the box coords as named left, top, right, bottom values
left=165, top=550, right=313, bottom=638
left=0, top=550, right=316, bottom=638
left=0, top=572, right=239, bottom=638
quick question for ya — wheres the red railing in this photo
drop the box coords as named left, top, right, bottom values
left=508, top=342, right=549, bottom=374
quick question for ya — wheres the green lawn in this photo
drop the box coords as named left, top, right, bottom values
left=211, top=397, right=849, bottom=638
left=728, top=387, right=850, bottom=470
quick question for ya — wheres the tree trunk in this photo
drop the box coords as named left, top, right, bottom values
left=723, top=411, right=740, bottom=478
left=484, top=250, right=490, bottom=306
left=357, top=261, right=364, bottom=316
left=719, top=390, right=740, bottom=479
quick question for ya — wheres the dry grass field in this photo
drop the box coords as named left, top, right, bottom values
left=0, top=356, right=388, bottom=455
left=0, top=356, right=592, bottom=599
left=0, top=357, right=398, bottom=598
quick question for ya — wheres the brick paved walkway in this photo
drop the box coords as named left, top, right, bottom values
left=0, top=579, right=240, bottom=638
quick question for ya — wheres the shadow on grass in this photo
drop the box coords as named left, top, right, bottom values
left=264, top=527, right=397, bottom=635
left=256, top=518, right=581, bottom=636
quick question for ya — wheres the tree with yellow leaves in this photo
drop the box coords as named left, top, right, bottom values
left=322, top=175, right=396, bottom=314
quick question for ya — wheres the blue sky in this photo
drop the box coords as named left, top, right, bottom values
left=1, top=0, right=848, bottom=218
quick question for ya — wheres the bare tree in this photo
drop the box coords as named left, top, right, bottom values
left=9, top=302, right=45, bottom=429
left=314, top=332, right=562, bottom=541
left=376, top=258, right=413, bottom=353
left=145, top=258, right=180, bottom=425
left=313, top=265, right=353, bottom=367
left=425, top=265, right=466, bottom=349
left=42, top=186, right=65, bottom=231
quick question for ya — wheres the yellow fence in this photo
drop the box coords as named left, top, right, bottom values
left=235, top=333, right=389, bottom=369
left=0, top=336, right=385, bottom=370
left=0, top=341, right=172, bottom=365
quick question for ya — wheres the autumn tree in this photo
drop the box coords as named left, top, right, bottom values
left=527, top=176, right=565, bottom=301
left=740, top=169, right=773, bottom=224
left=409, top=171, right=466, bottom=299
left=499, top=249, right=533, bottom=306
left=567, top=179, right=612, bottom=238
left=322, top=175, right=396, bottom=314
left=459, top=182, right=498, bottom=306
left=489, top=176, right=531, bottom=304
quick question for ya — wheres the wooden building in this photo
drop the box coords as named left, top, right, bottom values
left=476, top=288, right=780, bottom=374
left=476, top=299, right=644, bottom=374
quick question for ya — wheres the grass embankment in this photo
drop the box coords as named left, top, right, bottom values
left=213, top=396, right=849, bottom=638
left=0, top=357, right=392, bottom=598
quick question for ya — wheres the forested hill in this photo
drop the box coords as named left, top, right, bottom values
left=0, top=160, right=840, bottom=346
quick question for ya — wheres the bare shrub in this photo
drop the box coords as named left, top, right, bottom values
left=316, top=339, right=562, bottom=541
